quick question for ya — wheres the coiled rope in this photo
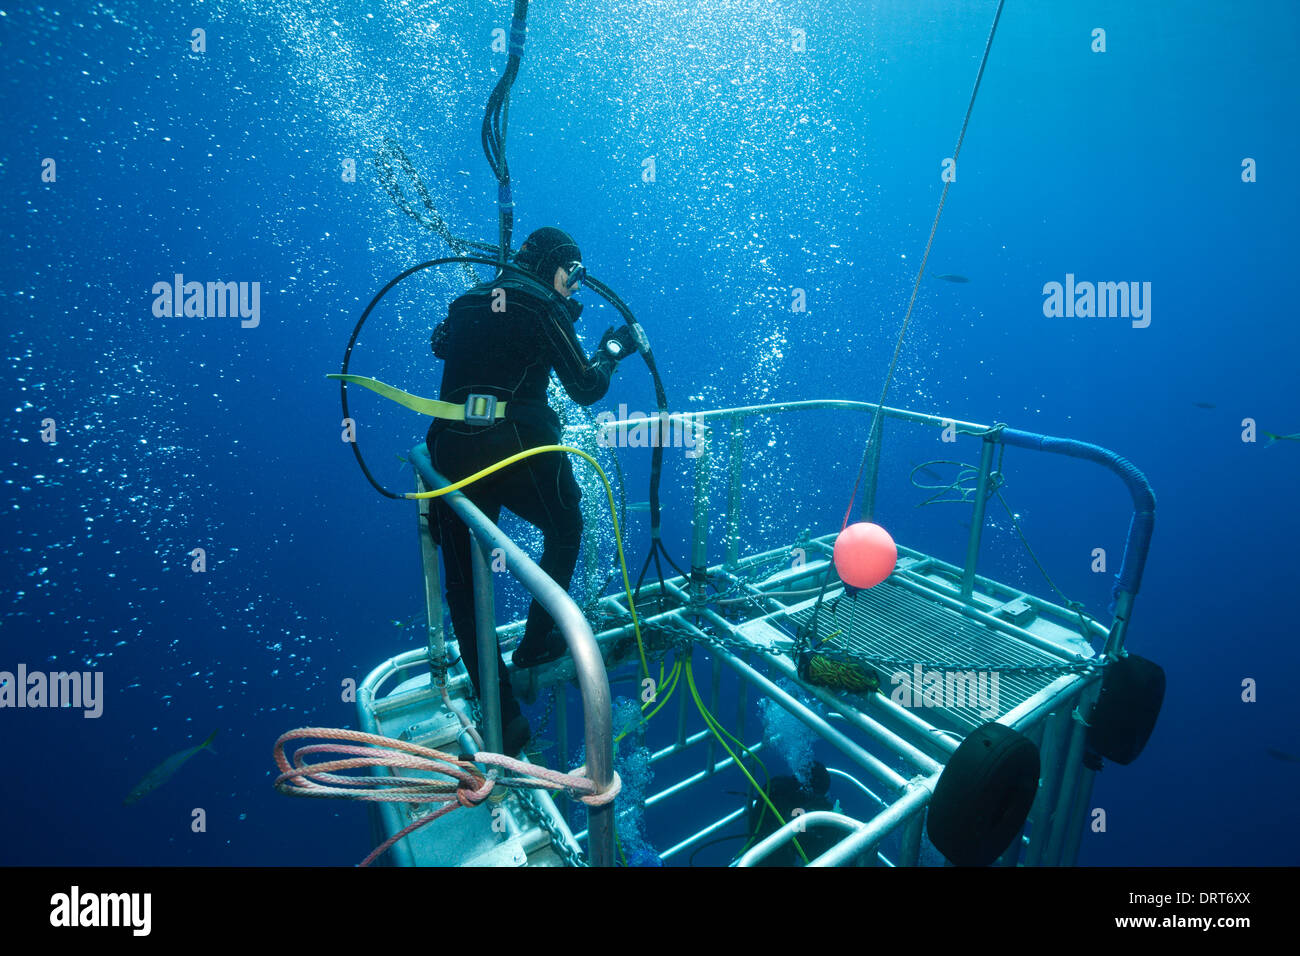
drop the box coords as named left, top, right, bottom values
left=273, top=727, right=621, bottom=866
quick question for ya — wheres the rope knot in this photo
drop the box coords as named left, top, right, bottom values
left=456, top=771, right=493, bottom=807
left=570, top=768, right=622, bottom=807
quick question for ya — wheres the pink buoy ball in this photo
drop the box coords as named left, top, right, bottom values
left=833, top=522, right=897, bottom=589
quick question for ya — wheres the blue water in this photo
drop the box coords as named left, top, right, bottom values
left=2, top=0, right=1297, bottom=866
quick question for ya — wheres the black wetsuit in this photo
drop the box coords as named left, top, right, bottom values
left=426, top=274, right=617, bottom=723
left=747, top=770, right=836, bottom=866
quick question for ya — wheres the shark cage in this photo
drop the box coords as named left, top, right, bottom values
left=351, top=399, right=1164, bottom=867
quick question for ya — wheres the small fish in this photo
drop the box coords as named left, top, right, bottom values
left=627, top=501, right=651, bottom=512
left=934, top=274, right=970, bottom=283
left=911, top=462, right=943, bottom=482
left=124, top=729, right=219, bottom=806
left=1192, top=402, right=1216, bottom=410
left=1263, top=431, right=1300, bottom=447
left=1266, top=747, right=1300, bottom=764
left=392, top=614, right=422, bottom=629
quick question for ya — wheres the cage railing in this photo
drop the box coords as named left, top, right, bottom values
left=391, top=400, right=1153, bottom=867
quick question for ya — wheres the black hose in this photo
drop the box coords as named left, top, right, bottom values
left=340, top=255, right=548, bottom=499
left=481, top=0, right=532, bottom=261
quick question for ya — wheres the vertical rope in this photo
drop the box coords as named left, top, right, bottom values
left=842, top=0, right=1008, bottom=529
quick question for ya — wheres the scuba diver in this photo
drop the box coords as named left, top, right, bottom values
left=427, top=226, right=639, bottom=755
left=746, top=761, right=838, bottom=866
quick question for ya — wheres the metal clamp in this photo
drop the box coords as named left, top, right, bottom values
left=464, top=393, right=499, bottom=425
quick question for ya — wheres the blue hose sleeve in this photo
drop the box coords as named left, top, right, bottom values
left=998, top=428, right=1156, bottom=597
left=509, top=18, right=527, bottom=58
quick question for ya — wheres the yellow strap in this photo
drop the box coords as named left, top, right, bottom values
left=326, top=374, right=507, bottom=421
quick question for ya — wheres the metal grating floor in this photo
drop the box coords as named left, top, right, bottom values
left=787, top=579, right=1083, bottom=733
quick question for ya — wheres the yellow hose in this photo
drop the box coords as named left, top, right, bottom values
left=410, top=443, right=650, bottom=683
left=615, top=660, right=682, bottom=745
left=685, top=662, right=809, bottom=865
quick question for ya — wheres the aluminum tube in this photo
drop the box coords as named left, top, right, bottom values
left=649, top=728, right=711, bottom=763
left=898, top=809, right=924, bottom=867
left=355, top=653, right=421, bottom=868
left=712, top=646, right=910, bottom=791
left=735, top=810, right=867, bottom=867
left=1044, top=711, right=1088, bottom=866
left=470, top=539, right=503, bottom=755
left=556, top=683, right=569, bottom=827
left=725, top=419, right=745, bottom=568
left=364, top=647, right=468, bottom=701
left=690, top=423, right=711, bottom=598
left=676, top=647, right=691, bottom=747
left=706, top=655, right=722, bottom=774
left=416, top=475, right=446, bottom=687
left=359, top=648, right=429, bottom=706
left=762, top=652, right=949, bottom=773
left=960, top=438, right=997, bottom=601
left=645, top=745, right=763, bottom=807
left=1000, top=673, right=1091, bottom=731
left=723, top=539, right=827, bottom=574
left=577, top=603, right=697, bottom=648
left=735, top=665, right=747, bottom=760
left=682, top=398, right=989, bottom=434
left=825, top=767, right=888, bottom=809
left=1063, top=765, right=1098, bottom=865
left=575, top=742, right=765, bottom=844
left=808, top=776, right=937, bottom=868
left=1105, top=590, right=1135, bottom=657
left=369, top=671, right=471, bottom=719
left=422, top=466, right=615, bottom=868
left=660, top=806, right=748, bottom=861
left=1023, top=707, right=1072, bottom=867
left=722, top=563, right=831, bottom=592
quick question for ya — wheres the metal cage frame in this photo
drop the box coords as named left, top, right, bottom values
left=356, top=399, right=1155, bottom=867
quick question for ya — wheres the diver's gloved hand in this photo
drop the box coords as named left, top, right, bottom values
left=597, top=325, right=638, bottom=363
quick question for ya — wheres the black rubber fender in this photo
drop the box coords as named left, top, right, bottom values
left=1086, top=653, right=1165, bottom=765
left=927, top=722, right=1040, bottom=866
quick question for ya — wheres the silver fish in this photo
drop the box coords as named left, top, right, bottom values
left=124, top=729, right=219, bottom=805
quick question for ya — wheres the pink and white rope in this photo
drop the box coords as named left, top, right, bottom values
left=273, top=727, right=621, bottom=866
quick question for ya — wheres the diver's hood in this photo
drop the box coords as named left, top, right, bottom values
left=515, top=226, right=581, bottom=287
